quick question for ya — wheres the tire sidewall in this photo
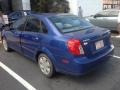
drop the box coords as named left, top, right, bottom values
left=2, top=38, right=9, bottom=51
left=38, top=54, right=55, bottom=78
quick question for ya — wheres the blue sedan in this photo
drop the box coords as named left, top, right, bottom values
left=2, top=13, right=114, bottom=78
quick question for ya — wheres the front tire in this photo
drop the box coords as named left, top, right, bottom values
left=2, top=38, right=11, bottom=52
left=38, top=54, right=55, bottom=78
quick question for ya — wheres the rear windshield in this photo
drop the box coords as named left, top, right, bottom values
left=49, top=15, right=93, bottom=33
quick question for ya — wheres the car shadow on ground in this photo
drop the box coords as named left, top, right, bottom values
left=43, top=57, right=119, bottom=90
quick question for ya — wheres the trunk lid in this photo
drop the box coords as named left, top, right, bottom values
left=64, top=27, right=111, bottom=58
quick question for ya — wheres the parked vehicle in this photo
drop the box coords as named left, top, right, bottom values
left=86, top=9, right=120, bottom=33
left=2, top=13, right=114, bottom=78
left=8, top=10, right=34, bottom=23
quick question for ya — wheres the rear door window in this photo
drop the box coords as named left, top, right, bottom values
left=25, top=17, right=41, bottom=32
left=25, top=16, right=48, bottom=34
left=108, top=11, right=119, bottom=17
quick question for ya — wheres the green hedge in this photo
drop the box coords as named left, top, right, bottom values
left=30, top=0, right=70, bottom=13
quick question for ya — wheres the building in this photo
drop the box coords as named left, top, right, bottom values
left=67, top=0, right=120, bottom=17
left=0, top=0, right=119, bottom=16
left=12, top=0, right=31, bottom=11
left=0, top=0, right=31, bottom=14
left=103, top=0, right=120, bottom=9
left=0, top=0, right=12, bottom=14
left=68, top=0, right=103, bottom=17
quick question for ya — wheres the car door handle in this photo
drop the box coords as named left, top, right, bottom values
left=32, top=37, right=39, bottom=40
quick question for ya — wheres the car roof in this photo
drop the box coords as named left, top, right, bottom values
left=9, top=10, right=35, bottom=16
left=103, top=9, right=120, bottom=12
left=31, top=13, right=74, bottom=18
left=12, top=10, right=31, bottom=12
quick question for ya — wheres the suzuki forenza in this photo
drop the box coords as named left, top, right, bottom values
left=2, top=13, right=114, bottom=78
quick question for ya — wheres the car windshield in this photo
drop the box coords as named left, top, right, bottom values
left=49, top=15, right=93, bottom=33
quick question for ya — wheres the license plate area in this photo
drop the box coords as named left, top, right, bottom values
left=95, top=40, right=104, bottom=50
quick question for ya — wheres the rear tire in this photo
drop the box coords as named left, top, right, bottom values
left=38, top=54, right=55, bottom=78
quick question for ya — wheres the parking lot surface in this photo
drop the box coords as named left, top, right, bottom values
left=0, top=36, right=120, bottom=90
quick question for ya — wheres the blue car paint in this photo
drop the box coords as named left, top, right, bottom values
left=2, top=14, right=114, bottom=76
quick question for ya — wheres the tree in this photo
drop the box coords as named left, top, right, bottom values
left=31, top=0, right=70, bottom=13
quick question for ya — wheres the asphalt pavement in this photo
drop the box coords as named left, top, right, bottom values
left=0, top=36, right=120, bottom=90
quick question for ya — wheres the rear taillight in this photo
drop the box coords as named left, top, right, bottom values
left=67, top=39, right=84, bottom=56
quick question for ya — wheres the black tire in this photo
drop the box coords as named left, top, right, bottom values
left=38, top=54, right=55, bottom=78
left=2, top=38, right=11, bottom=52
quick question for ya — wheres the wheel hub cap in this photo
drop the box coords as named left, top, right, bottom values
left=39, top=57, right=50, bottom=75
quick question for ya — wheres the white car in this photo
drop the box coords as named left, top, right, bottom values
left=86, top=9, right=120, bottom=33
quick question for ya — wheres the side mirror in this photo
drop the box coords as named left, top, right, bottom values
left=94, top=15, right=97, bottom=18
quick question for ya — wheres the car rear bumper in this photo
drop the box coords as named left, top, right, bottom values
left=63, top=45, right=114, bottom=76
